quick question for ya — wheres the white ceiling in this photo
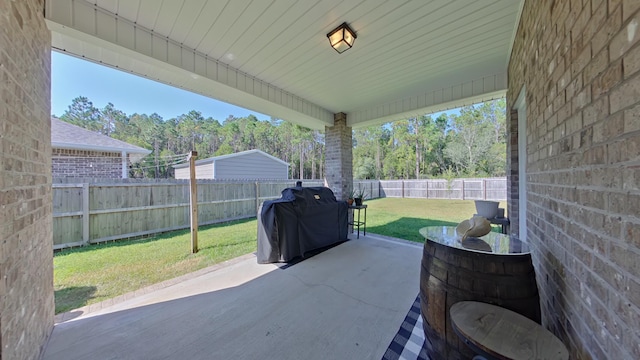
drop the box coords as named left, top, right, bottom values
left=45, top=0, right=523, bottom=129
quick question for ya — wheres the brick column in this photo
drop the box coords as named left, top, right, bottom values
left=324, top=113, right=352, bottom=200
left=506, top=108, right=519, bottom=238
left=0, top=0, right=54, bottom=359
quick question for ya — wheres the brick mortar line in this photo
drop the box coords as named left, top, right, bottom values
left=530, top=212, right=635, bottom=233
left=530, top=233, right=640, bottom=323
left=545, top=277, right=619, bottom=357
left=528, top=193, right=640, bottom=217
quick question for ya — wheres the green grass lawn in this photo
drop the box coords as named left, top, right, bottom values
left=54, top=197, right=504, bottom=314
left=54, top=218, right=257, bottom=314
left=363, top=198, right=485, bottom=241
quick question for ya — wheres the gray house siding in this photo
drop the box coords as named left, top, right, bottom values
left=174, top=150, right=288, bottom=180
left=174, top=167, right=190, bottom=179
left=197, top=163, right=214, bottom=179
left=174, top=163, right=214, bottom=179
left=214, top=152, right=287, bottom=180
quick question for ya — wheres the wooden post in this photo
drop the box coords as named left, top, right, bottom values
left=426, top=180, right=429, bottom=199
left=461, top=180, right=465, bottom=200
left=255, top=181, right=260, bottom=215
left=483, top=179, right=487, bottom=200
left=82, top=183, right=90, bottom=246
left=189, top=151, right=198, bottom=254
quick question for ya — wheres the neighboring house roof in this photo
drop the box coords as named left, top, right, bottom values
left=173, top=149, right=289, bottom=169
left=51, top=117, right=151, bottom=159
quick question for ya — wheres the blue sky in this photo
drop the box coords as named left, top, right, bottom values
left=52, top=51, right=457, bottom=123
left=51, top=51, right=271, bottom=121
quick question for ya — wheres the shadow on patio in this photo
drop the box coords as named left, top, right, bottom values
left=43, top=235, right=424, bottom=360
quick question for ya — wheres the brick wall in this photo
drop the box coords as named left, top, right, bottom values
left=508, top=0, right=640, bottom=358
left=507, top=109, right=521, bottom=237
left=52, top=148, right=123, bottom=178
left=324, top=113, right=353, bottom=200
left=0, top=0, right=54, bottom=359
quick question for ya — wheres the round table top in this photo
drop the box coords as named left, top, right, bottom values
left=450, top=301, right=568, bottom=360
left=419, top=226, right=529, bottom=255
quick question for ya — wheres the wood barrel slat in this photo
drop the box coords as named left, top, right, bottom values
left=420, top=237, right=540, bottom=360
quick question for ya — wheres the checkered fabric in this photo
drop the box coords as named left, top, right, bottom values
left=381, top=295, right=429, bottom=360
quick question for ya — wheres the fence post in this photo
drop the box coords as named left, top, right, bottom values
left=483, top=179, right=487, bottom=200
left=188, top=151, right=198, bottom=254
left=461, top=180, right=465, bottom=200
left=426, top=180, right=429, bottom=199
left=402, top=180, right=405, bottom=198
left=82, top=183, right=89, bottom=246
left=255, top=181, right=260, bottom=215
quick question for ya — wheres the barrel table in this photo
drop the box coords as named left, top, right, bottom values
left=419, top=226, right=540, bottom=360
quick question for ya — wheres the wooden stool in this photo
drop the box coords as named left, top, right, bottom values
left=450, top=301, right=568, bottom=360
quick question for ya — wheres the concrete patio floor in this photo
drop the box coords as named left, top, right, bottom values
left=42, top=234, right=424, bottom=360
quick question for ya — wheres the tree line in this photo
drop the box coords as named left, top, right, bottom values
left=57, top=96, right=506, bottom=179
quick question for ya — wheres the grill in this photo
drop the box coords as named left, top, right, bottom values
left=257, top=185, right=348, bottom=264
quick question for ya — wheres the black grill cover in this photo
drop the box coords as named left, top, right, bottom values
left=257, top=186, right=348, bottom=263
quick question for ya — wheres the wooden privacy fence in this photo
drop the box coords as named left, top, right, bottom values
left=53, top=179, right=327, bottom=249
left=52, top=178, right=503, bottom=249
left=379, top=178, right=507, bottom=200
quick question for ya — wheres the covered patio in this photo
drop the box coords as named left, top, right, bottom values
left=1, top=0, right=638, bottom=359
left=43, top=235, right=424, bottom=359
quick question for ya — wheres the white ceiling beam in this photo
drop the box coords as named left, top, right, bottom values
left=347, top=73, right=507, bottom=128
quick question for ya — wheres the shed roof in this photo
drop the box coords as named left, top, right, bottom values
left=51, top=117, right=151, bottom=155
left=173, top=149, right=288, bottom=169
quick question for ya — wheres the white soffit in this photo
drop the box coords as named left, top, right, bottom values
left=45, top=0, right=523, bottom=129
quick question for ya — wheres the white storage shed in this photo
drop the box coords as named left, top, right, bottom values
left=174, top=149, right=289, bottom=180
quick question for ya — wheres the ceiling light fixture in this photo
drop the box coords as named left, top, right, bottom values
left=327, top=22, right=357, bottom=54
